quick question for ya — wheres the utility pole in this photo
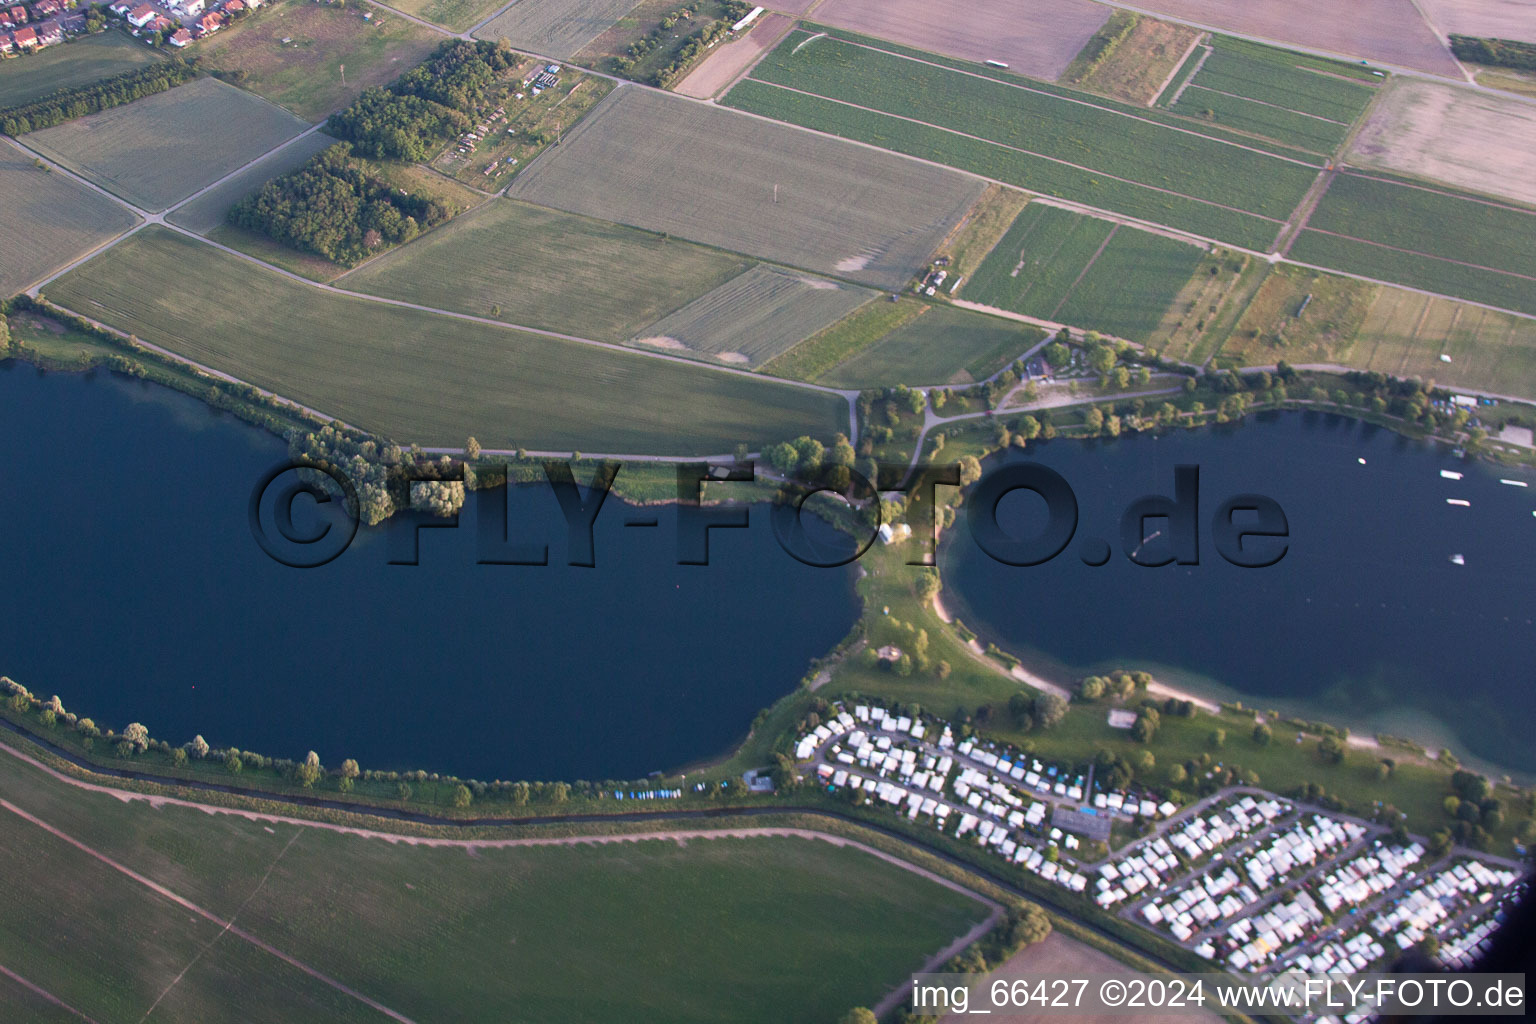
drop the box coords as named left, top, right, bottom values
left=340, top=63, right=346, bottom=84
left=773, top=183, right=778, bottom=203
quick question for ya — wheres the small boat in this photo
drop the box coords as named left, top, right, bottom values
left=1450, top=554, right=1465, bottom=566
left=1441, top=470, right=1463, bottom=480
left=1447, top=498, right=1470, bottom=507
left=985, top=59, right=1010, bottom=68
left=1357, top=457, right=1367, bottom=465
left=1500, top=479, right=1528, bottom=488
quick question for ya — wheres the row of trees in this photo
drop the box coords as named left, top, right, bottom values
left=325, top=40, right=516, bottom=161
left=229, top=143, right=451, bottom=265
left=1449, top=35, right=1536, bottom=71
left=0, top=57, right=199, bottom=136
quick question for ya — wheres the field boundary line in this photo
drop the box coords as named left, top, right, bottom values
left=1179, top=83, right=1352, bottom=124
left=1164, top=41, right=1211, bottom=107
left=814, top=32, right=1324, bottom=169
left=0, top=796, right=417, bottom=1024
left=162, top=123, right=329, bottom=218
left=1049, top=223, right=1118, bottom=320
left=1300, top=226, right=1536, bottom=283
left=1280, top=256, right=1536, bottom=326
left=738, top=79, right=1288, bottom=225
left=0, top=963, right=99, bottom=1023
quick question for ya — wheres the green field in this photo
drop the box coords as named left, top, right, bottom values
left=199, top=0, right=444, bottom=121
left=1352, top=288, right=1536, bottom=397
left=761, top=296, right=928, bottom=383
left=20, top=78, right=310, bottom=213
left=472, top=0, right=641, bottom=59
left=505, top=85, right=984, bottom=290
left=1216, top=263, right=1376, bottom=366
left=723, top=30, right=1319, bottom=250
left=0, top=741, right=987, bottom=1023
left=165, top=130, right=334, bottom=234
left=821, top=304, right=1042, bottom=387
left=49, top=228, right=850, bottom=453
left=1290, top=230, right=1536, bottom=318
left=0, top=30, right=162, bottom=108
left=338, top=198, right=751, bottom=342
left=384, top=0, right=508, bottom=32
left=633, top=264, right=876, bottom=367
left=965, top=205, right=1204, bottom=343
left=0, top=149, right=137, bottom=298
left=1167, top=36, right=1376, bottom=152
left=1304, top=173, right=1536, bottom=283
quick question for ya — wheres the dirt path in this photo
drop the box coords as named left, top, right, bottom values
left=0, top=794, right=417, bottom=1024
left=0, top=963, right=99, bottom=1023
left=675, top=14, right=795, bottom=100
left=872, top=907, right=1001, bottom=1019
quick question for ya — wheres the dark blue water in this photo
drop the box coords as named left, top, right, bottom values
left=0, top=363, right=859, bottom=782
left=941, top=411, right=1536, bottom=773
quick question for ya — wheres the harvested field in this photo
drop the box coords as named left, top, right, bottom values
left=1217, top=264, right=1376, bottom=365
left=165, top=130, right=333, bottom=235
left=820, top=304, right=1042, bottom=387
left=0, top=30, right=161, bottom=108
left=674, top=13, right=794, bottom=99
left=810, top=0, right=1111, bottom=81
left=199, top=0, right=442, bottom=121
left=631, top=264, right=875, bottom=367
left=506, top=85, right=983, bottom=290
left=385, top=0, right=508, bottom=33
left=1078, top=16, right=1204, bottom=104
left=1348, top=78, right=1536, bottom=208
left=0, top=147, right=137, bottom=297
left=964, top=204, right=1205, bottom=343
left=472, top=0, right=640, bottom=60
left=20, top=78, right=310, bottom=213
left=1354, top=287, right=1536, bottom=397
left=338, top=198, right=749, bottom=343
left=49, top=228, right=850, bottom=453
left=1415, top=0, right=1535, bottom=40
left=1100, top=0, right=1460, bottom=77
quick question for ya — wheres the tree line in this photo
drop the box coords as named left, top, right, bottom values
left=229, top=143, right=450, bottom=266
left=0, top=58, right=200, bottom=136
left=1449, top=35, right=1536, bottom=71
left=324, top=40, right=518, bottom=161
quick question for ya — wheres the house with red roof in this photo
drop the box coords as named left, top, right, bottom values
left=168, top=25, right=190, bottom=44
left=0, top=32, right=12, bottom=52
left=11, top=22, right=35, bottom=46
left=33, top=0, right=61, bottom=17
left=195, top=9, right=221, bottom=33
left=126, top=3, right=153, bottom=26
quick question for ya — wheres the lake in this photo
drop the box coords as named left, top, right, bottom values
left=940, top=411, right=1536, bottom=775
left=0, top=363, right=859, bottom=783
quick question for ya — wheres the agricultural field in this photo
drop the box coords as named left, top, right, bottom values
left=338, top=198, right=748, bottom=342
left=0, top=742, right=990, bottom=1024
left=198, top=0, right=443, bottom=122
left=574, top=0, right=751, bottom=88
left=506, top=85, right=983, bottom=290
left=1104, top=0, right=1461, bottom=77
left=674, top=12, right=796, bottom=100
left=1152, top=250, right=1259, bottom=363
left=19, top=78, right=310, bottom=213
left=810, top=0, right=1110, bottom=81
left=1348, top=78, right=1536, bottom=208
left=0, top=148, right=137, bottom=298
left=1353, top=288, right=1536, bottom=397
left=1216, top=264, right=1377, bottom=366
left=1294, top=171, right=1536, bottom=314
left=1071, top=15, right=1204, bottom=105
left=632, top=264, right=875, bottom=367
left=936, top=184, right=1032, bottom=285
left=964, top=204, right=1205, bottom=344
left=1165, top=36, right=1378, bottom=154
left=0, top=30, right=161, bottom=108
left=165, top=131, right=334, bottom=235
left=760, top=295, right=927, bottom=382
left=725, top=30, right=1319, bottom=250
left=820, top=304, right=1043, bottom=387
left=429, top=60, right=614, bottom=189
left=472, top=0, right=641, bottom=60
left=384, top=0, right=509, bottom=33
left=48, top=228, right=850, bottom=453
left=1415, top=0, right=1533, bottom=39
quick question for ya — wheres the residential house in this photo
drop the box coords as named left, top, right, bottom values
left=180, top=0, right=203, bottom=16
left=107, top=0, right=131, bottom=13
left=60, top=10, right=84, bottom=29
left=148, top=13, right=170, bottom=29
left=167, top=25, right=189, bottom=44
left=32, top=16, right=59, bottom=43
left=194, top=9, right=221, bottom=33
left=242, top=0, right=260, bottom=8
left=126, top=3, right=154, bottom=27
left=11, top=21, right=35, bottom=45
left=8, top=5, right=27, bottom=24
left=0, top=32, right=12, bottom=52
left=223, top=0, right=243, bottom=13
left=33, top=0, right=61, bottom=17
